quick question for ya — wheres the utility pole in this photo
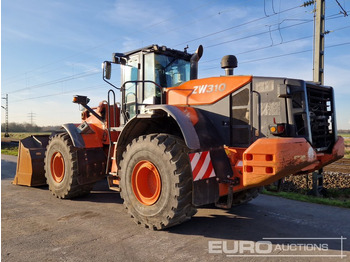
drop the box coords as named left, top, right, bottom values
left=1, top=94, right=9, bottom=137
left=311, top=0, right=326, bottom=196
left=313, top=0, right=325, bottom=85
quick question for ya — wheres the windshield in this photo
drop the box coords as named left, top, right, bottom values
left=154, top=54, right=190, bottom=87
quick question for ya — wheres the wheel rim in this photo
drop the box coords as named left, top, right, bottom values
left=50, top=152, right=65, bottom=183
left=131, top=160, right=161, bottom=206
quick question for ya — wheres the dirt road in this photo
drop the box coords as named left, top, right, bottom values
left=2, top=155, right=349, bottom=261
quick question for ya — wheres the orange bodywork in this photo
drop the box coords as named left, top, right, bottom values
left=300, top=136, right=345, bottom=173
left=241, top=138, right=317, bottom=187
left=166, top=76, right=252, bottom=105
left=81, top=120, right=105, bottom=148
left=219, top=136, right=344, bottom=196
left=80, top=103, right=121, bottom=149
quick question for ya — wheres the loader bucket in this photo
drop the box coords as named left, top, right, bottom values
left=13, top=135, right=50, bottom=186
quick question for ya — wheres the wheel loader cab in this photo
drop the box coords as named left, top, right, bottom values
left=110, top=45, right=193, bottom=122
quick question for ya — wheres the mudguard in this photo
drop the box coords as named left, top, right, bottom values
left=62, top=123, right=85, bottom=148
left=117, top=105, right=233, bottom=205
left=121, top=104, right=225, bottom=151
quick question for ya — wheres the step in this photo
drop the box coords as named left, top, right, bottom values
left=109, top=186, right=120, bottom=192
left=110, top=127, right=123, bottom=132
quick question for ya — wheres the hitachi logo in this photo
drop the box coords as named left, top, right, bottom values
left=192, top=83, right=226, bottom=94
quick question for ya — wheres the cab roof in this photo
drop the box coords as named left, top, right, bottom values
left=119, top=44, right=193, bottom=61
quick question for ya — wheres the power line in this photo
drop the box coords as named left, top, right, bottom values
left=203, top=10, right=347, bottom=51
left=200, top=35, right=314, bottom=64
left=186, top=9, right=348, bottom=54
left=3, top=4, right=218, bottom=88
left=6, top=69, right=100, bottom=95
left=2, top=60, right=94, bottom=87
left=6, top=6, right=343, bottom=90
left=205, top=19, right=313, bottom=49
left=240, top=41, right=350, bottom=64
left=200, top=22, right=350, bottom=66
left=1, top=2, right=317, bottom=91
left=3, top=2, right=348, bottom=102
left=173, top=4, right=303, bottom=47
left=3, top=50, right=103, bottom=85
left=253, top=41, right=349, bottom=65
left=334, top=0, right=348, bottom=16
left=2, top=1, right=216, bottom=84
left=11, top=84, right=105, bottom=103
left=201, top=41, right=350, bottom=71
left=145, top=5, right=244, bottom=42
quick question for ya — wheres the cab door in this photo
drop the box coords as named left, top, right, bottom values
left=121, top=54, right=140, bottom=121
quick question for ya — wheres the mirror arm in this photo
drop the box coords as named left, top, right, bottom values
left=102, top=60, right=120, bottom=90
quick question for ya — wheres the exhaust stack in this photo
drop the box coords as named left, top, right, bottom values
left=190, top=45, right=203, bottom=80
left=221, top=55, right=238, bottom=76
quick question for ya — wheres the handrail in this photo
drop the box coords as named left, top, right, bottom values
left=106, top=89, right=116, bottom=175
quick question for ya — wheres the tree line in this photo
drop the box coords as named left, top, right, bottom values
left=1, top=122, right=61, bottom=133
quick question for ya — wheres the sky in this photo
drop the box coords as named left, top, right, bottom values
left=1, top=0, right=350, bottom=129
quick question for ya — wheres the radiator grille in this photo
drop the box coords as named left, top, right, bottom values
left=306, top=85, right=334, bottom=152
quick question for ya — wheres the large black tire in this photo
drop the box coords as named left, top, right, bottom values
left=44, top=133, right=92, bottom=199
left=119, top=134, right=196, bottom=230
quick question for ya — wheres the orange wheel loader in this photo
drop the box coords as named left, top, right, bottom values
left=13, top=44, right=344, bottom=229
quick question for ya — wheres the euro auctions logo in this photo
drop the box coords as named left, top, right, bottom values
left=209, top=240, right=273, bottom=255
left=208, top=237, right=347, bottom=258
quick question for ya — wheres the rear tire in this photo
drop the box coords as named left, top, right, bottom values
left=119, top=134, right=196, bottom=230
left=44, top=133, right=92, bottom=199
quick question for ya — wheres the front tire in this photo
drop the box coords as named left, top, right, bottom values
left=119, top=134, right=196, bottom=230
left=44, top=133, right=92, bottom=199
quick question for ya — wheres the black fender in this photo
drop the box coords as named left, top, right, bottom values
left=116, top=105, right=233, bottom=179
left=144, top=105, right=201, bottom=149
left=145, top=105, right=226, bottom=149
left=62, top=123, right=85, bottom=148
left=117, top=104, right=224, bottom=152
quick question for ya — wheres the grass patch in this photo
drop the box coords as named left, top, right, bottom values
left=326, top=188, right=350, bottom=199
left=339, top=133, right=350, bottom=159
left=1, top=146, right=18, bottom=156
left=345, top=150, right=350, bottom=159
left=262, top=189, right=350, bottom=208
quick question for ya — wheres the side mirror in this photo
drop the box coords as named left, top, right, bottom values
left=102, top=61, right=112, bottom=80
